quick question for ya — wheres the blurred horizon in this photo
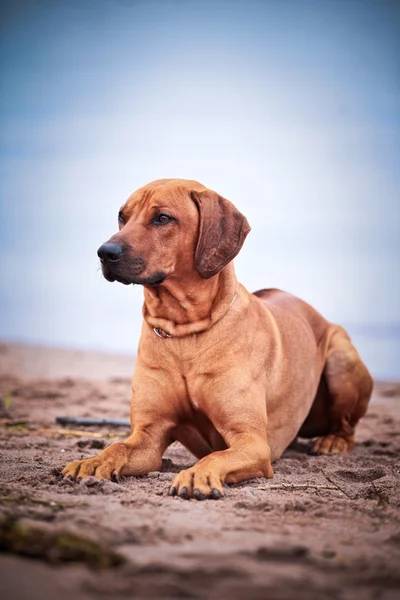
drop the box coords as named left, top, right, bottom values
left=0, top=0, right=399, bottom=378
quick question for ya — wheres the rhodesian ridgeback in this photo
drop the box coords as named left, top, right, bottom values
left=62, top=179, right=373, bottom=499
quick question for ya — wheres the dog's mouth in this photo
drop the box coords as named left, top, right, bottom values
left=144, top=274, right=167, bottom=287
left=102, top=266, right=166, bottom=287
left=103, top=272, right=132, bottom=285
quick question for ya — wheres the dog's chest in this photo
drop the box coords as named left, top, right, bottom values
left=182, top=375, right=213, bottom=421
left=185, top=387, right=205, bottom=415
left=190, top=397, right=200, bottom=410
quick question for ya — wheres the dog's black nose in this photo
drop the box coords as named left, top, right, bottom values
left=97, top=242, right=123, bottom=262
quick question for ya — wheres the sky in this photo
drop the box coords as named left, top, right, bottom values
left=0, top=0, right=399, bottom=378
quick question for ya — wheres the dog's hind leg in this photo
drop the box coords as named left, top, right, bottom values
left=310, top=326, right=373, bottom=455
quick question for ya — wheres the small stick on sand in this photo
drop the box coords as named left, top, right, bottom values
left=2, top=424, right=123, bottom=439
left=257, top=484, right=340, bottom=492
left=56, top=416, right=131, bottom=427
left=321, top=470, right=355, bottom=499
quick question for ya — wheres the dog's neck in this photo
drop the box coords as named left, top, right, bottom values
left=142, top=263, right=237, bottom=337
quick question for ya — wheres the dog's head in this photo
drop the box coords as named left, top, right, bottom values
left=97, top=179, right=250, bottom=286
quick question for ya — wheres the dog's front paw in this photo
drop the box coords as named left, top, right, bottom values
left=168, top=467, right=224, bottom=500
left=60, top=442, right=128, bottom=482
left=310, top=434, right=354, bottom=455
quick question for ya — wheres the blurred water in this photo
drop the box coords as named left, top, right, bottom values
left=346, top=328, right=399, bottom=381
left=0, top=1, right=399, bottom=380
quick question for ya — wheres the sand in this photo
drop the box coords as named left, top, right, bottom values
left=0, top=341, right=399, bottom=600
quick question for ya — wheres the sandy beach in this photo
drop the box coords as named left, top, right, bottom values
left=0, top=341, right=399, bottom=600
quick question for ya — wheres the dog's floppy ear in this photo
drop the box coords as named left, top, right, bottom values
left=190, top=189, right=251, bottom=279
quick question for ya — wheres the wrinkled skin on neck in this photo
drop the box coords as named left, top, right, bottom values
left=143, top=262, right=238, bottom=337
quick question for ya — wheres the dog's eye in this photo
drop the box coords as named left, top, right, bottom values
left=153, top=214, right=173, bottom=226
left=118, top=211, right=125, bottom=225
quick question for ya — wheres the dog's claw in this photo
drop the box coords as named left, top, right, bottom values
left=193, top=489, right=208, bottom=501
left=56, top=473, right=63, bottom=481
left=67, top=475, right=74, bottom=482
left=76, top=477, right=82, bottom=483
left=111, top=473, right=121, bottom=484
left=211, top=488, right=221, bottom=499
left=179, top=487, right=189, bottom=499
left=168, top=486, right=177, bottom=497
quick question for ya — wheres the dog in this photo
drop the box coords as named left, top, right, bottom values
left=62, top=179, right=373, bottom=499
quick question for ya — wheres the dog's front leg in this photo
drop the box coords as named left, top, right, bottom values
left=61, top=373, right=174, bottom=482
left=61, top=421, right=171, bottom=482
left=169, top=382, right=274, bottom=500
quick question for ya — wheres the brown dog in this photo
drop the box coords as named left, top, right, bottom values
left=62, top=179, right=373, bottom=499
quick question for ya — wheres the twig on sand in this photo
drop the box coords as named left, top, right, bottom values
left=321, top=470, right=355, bottom=499
left=371, top=482, right=390, bottom=507
left=257, top=484, right=340, bottom=492
left=1, top=424, right=124, bottom=440
left=56, top=416, right=130, bottom=428
left=259, top=474, right=357, bottom=498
